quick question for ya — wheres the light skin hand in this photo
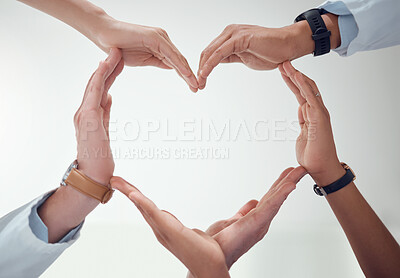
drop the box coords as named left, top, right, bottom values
left=280, top=61, right=400, bottom=277
left=96, top=21, right=199, bottom=92
left=110, top=177, right=230, bottom=278
left=38, top=48, right=124, bottom=243
left=197, top=13, right=340, bottom=90
left=111, top=166, right=306, bottom=277
left=18, top=0, right=198, bottom=92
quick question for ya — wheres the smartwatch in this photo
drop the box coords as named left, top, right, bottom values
left=61, top=160, right=114, bottom=204
left=314, top=163, right=356, bottom=196
left=295, top=8, right=331, bottom=56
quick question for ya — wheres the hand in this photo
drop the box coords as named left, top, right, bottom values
left=279, top=61, right=345, bottom=186
left=111, top=166, right=306, bottom=276
left=194, top=166, right=306, bottom=272
left=74, top=48, right=124, bottom=186
left=197, top=14, right=341, bottom=90
left=197, top=24, right=297, bottom=89
left=96, top=19, right=198, bottom=92
left=110, top=177, right=230, bottom=278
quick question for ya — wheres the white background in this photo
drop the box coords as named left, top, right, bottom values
left=1, top=0, right=399, bottom=277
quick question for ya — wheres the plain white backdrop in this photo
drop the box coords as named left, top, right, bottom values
left=1, top=0, right=399, bottom=277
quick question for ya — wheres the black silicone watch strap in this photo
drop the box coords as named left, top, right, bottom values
left=313, top=168, right=355, bottom=196
left=295, top=8, right=331, bottom=56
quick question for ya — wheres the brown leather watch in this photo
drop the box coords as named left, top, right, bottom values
left=61, top=160, right=114, bottom=204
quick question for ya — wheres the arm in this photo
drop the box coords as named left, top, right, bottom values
left=321, top=0, right=400, bottom=56
left=0, top=192, right=81, bottom=277
left=279, top=61, right=400, bottom=277
left=111, top=166, right=306, bottom=277
left=38, top=48, right=124, bottom=243
left=198, top=0, right=400, bottom=89
left=17, top=0, right=198, bottom=92
left=0, top=49, right=123, bottom=277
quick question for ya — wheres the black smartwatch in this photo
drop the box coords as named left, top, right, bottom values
left=313, top=163, right=356, bottom=196
left=295, top=8, right=331, bottom=56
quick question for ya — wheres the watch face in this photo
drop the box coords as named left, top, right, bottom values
left=60, top=160, right=78, bottom=186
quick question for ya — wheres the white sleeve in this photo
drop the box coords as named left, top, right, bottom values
left=0, top=191, right=82, bottom=278
left=320, top=0, right=400, bottom=56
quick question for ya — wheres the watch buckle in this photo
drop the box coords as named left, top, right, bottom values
left=313, top=184, right=327, bottom=197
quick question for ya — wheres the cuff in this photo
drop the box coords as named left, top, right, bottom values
left=29, top=190, right=84, bottom=244
left=319, top=1, right=359, bottom=56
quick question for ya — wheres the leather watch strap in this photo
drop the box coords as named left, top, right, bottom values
left=65, top=168, right=114, bottom=204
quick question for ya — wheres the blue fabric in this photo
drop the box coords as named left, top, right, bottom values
left=29, top=191, right=83, bottom=243
left=319, top=1, right=359, bottom=56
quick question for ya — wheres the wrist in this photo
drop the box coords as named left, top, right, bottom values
left=287, top=12, right=341, bottom=60
left=286, top=21, right=314, bottom=60
left=311, top=162, right=346, bottom=187
left=78, top=164, right=113, bottom=186
left=85, top=8, right=116, bottom=50
left=321, top=13, right=341, bottom=49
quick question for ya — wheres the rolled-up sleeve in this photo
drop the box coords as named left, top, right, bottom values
left=319, top=0, right=400, bottom=56
left=0, top=191, right=83, bottom=278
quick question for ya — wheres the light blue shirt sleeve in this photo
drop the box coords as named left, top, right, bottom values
left=319, top=0, right=400, bottom=56
left=0, top=191, right=84, bottom=278
left=319, top=1, right=359, bottom=56
left=29, top=191, right=83, bottom=243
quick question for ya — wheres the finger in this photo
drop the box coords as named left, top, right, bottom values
left=206, top=199, right=258, bottom=237
left=259, top=166, right=306, bottom=206
left=111, top=177, right=163, bottom=227
left=84, top=48, right=122, bottom=108
left=294, top=72, right=323, bottom=107
left=235, top=199, right=258, bottom=217
left=110, top=176, right=141, bottom=196
left=269, top=167, right=295, bottom=190
left=199, top=39, right=236, bottom=86
left=103, top=94, right=112, bottom=137
left=80, top=71, right=96, bottom=109
left=111, top=177, right=183, bottom=236
left=280, top=73, right=306, bottom=105
left=158, top=37, right=198, bottom=91
left=302, top=103, right=309, bottom=123
left=141, top=56, right=173, bottom=69
left=199, top=27, right=232, bottom=74
left=101, top=59, right=124, bottom=108
left=294, top=72, right=325, bottom=107
left=298, top=106, right=305, bottom=127
left=272, top=166, right=307, bottom=198
left=283, top=61, right=322, bottom=107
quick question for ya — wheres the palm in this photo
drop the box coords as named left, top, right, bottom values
left=279, top=61, right=342, bottom=179
left=75, top=49, right=123, bottom=184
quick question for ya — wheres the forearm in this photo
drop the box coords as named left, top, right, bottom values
left=38, top=185, right=99, bottom=243
left=325, top=182, right=400, bottom=277
left=288, top=13, right=341, bottom=60
left=18, top=0, right=113, bottom=47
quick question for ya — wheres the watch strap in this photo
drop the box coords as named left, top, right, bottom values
left=65, top=168, right=114, bottom=204
left=295, top=8, right=331, bottom=56
left=314, top=167, right=355, bottom=196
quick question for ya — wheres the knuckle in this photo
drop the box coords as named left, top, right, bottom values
left=155, top=27, right=167, bottom=35
left=201, top=49, right=209, bottom=58
left=73, top=111, right=80, bottom=125
left=227, top=24, right=238, bottom=31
